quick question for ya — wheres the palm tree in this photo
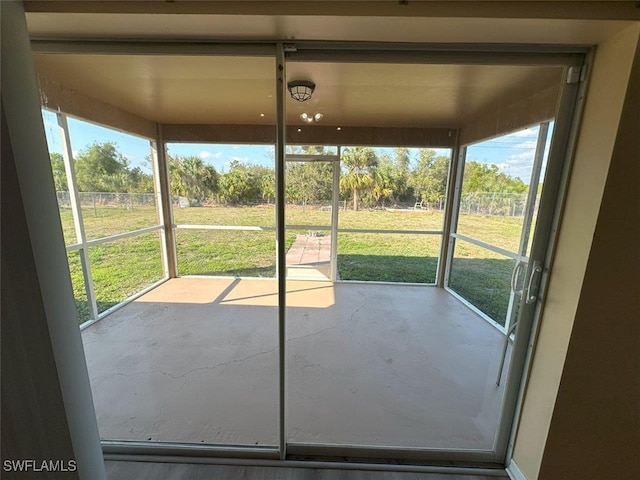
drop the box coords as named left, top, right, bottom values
left=169, top=155, right=218, bottom=205
left=371, top=164, right=395, bottom=207
left=340, top=147, right=377, bottom=211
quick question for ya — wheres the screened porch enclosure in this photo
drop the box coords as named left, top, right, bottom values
left=33, top=43, right=580, bottom=464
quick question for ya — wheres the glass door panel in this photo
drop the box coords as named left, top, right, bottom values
left=76, top=54, right=280, bottom=449
left=450, top=123, right=553, bottom=331
left=284, top=60, right=548, bottom=454
left=283, top=52, right=572, bottom=461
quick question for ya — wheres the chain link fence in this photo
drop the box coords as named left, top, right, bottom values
left=56, top=191, right=157, bottom=210
left=459, top=192, right=534, bottom=217
left=56, top=191, right=537, bottom=217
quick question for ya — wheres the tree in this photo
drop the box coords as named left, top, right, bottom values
left=218, top=161, right=262, bottom=204
left=128, top=165, right=155, bottom=193
left=74, top=142, right=132, bottom=192
left=50, top=152, right=68, bottom=191
left=462, top=161, right=527, bottom=194
left=369, top=155, right=395, bottom=207
left=169, top=155, right=218, bottom=205
left=286, top=161, right=333, bottom=205
left=390, top=148, right=412, bottom=202
left=408, top=149, right=450, bottom=206
left=340, top=147, right=378, bottom=211
left=260, top=169, right=276, bottom=204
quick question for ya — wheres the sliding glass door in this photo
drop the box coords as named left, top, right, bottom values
left=38, top=40, right=586, bottom=465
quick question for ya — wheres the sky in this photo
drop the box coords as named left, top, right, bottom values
left=42, top=109, right=552, bottom=182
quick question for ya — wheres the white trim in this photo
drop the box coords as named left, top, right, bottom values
left=444, top=146, right=466, bottom=287
left=175, top=224, right=443, bottom=236
left=65, top=243, right=82, bottom=252
left=150, top=141, right=171, bottom=278
left=84, top=225, right=162, bottom=247
left=57, top=112, right=100, bottom=321
left=65, top=225, right=164, bottom=250
left=338, top=228, right=443, bottom=235
left=436, top=145, right=457, bottom=287
left=177, top=224, right=272, bottom=231
left=330, top=148, right=340, bottom=281
left=451, top=232, right=521, bottom=260
left=506, top=459, right=527, bottom=480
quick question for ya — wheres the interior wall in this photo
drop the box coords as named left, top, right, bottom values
left=537, top=24, right=640, bottom=479
left=511, top=22, right=640, bottom=479
left=0, top=2, right=105, bottom=478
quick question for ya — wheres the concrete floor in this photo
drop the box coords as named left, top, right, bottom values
left=82, top=278, right=508, bottom=450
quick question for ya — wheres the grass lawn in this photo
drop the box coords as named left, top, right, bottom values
left=58, top=205, right=524, bottom=326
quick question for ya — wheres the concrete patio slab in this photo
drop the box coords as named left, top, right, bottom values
left=82, top=278, right=509, bottom=450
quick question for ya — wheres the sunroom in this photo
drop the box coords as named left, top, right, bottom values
left=31, top=35, right=584, bottom=466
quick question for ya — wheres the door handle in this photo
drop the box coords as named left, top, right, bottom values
left=524, top=261, right=543, bottom=304
left=510, top=260, right=525, bottom=295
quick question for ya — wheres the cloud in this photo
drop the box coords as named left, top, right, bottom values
left=513, top=140, right=537, bottom=150
left=496, top=150, right=535, bottom=181
left=198, top=150, right=223, bottom=160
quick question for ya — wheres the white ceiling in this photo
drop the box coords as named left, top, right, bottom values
left=32, top=54, right=562, bottom=127
left=26, top=3, right=632, bottom=128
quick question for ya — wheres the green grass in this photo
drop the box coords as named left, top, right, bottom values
left=66, top=232, right=164, bottom=322
left=58, top=205, right=524, bottom=326
left=175, top=229, right=295, bottom=277
left=337, top=233, right=441, bottom=283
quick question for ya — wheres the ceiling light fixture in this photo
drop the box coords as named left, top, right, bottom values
left=287, top=80, right=315, bottom=102
left=300, top=112, right=323, bottom=124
